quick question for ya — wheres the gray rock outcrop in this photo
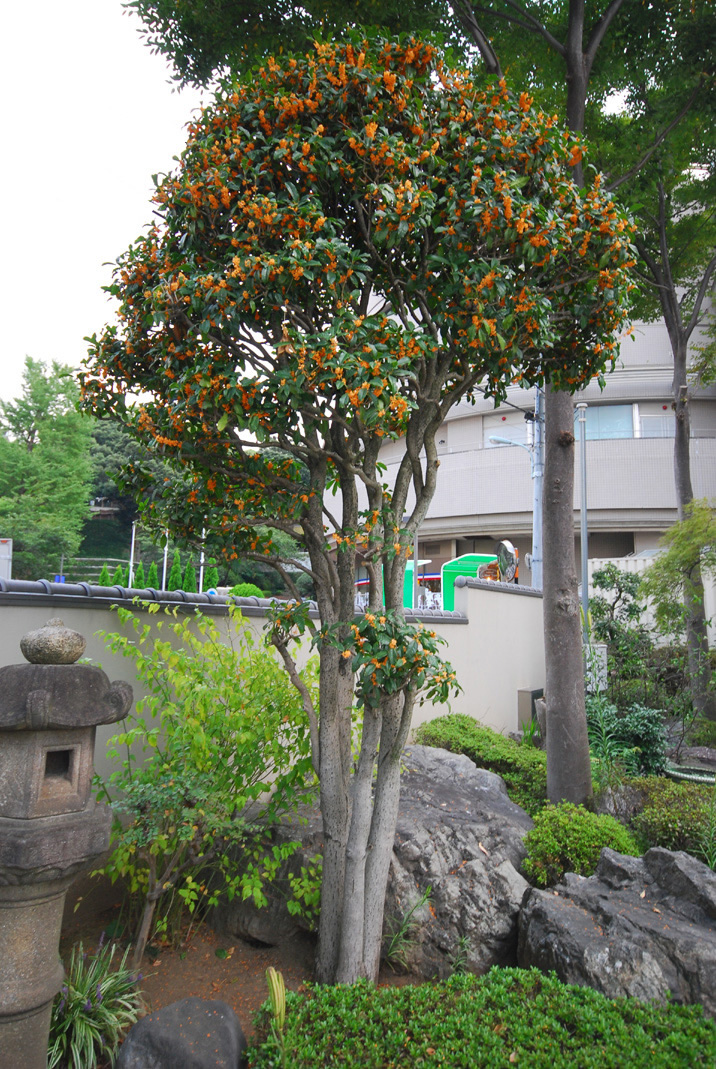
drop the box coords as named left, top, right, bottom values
left=116, top=997, right=247, bottom=1069
left=518, top=846, right=716, bottom=1016
left=211, top=744, right=533, bottom=978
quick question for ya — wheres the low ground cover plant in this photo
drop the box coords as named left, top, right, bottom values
left=48, top=939, right=143, bottom=1069
left=415, top=714, right=547, bottom=814
left=249, top=967, right=716, bottom=1068
left=522, top=802, right=641, bottom=887
left=98, top=603, right=316, bottom=966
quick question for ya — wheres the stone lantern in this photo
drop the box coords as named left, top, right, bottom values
left=0, top=619, right=132, bottom=1069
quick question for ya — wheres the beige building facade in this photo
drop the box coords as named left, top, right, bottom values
left=376, top=319, right=716, bottom=587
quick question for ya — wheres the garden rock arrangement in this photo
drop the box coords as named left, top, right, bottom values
left=116, top=997, right=247, bottom=1068
left=518, top=846, right=716, bottom=1016
left=386, top=744, right=533, bottom=976
left=211, top=745, right=533, bottom=978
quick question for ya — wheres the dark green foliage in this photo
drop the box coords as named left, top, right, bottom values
left=586, top=697, right=667, bottom=777
left=0, top=358, right=94, bottom=580
left=182, top=559, right=197, bottom=592
left=112, top=563, right=127, bottom=585
left=168, top=548, right=183, bottom=590
left=416, top=714, right=546, bottom=815
left=147, top=560, right=159, bottom=588
left=230, top=582, right=266, bottom=599
left=204, top=557, right=219, bottom=591
left=689, top=716, right=716, bottom=749
left=133, top=560, right=146, bottom=588
left=98, top=563, right=111, bottom=586
left=249, top=967, right=716, bottom=1068
left=522, top=803, right=641, bottom=888
left=631, top=777, right=715, bottom=856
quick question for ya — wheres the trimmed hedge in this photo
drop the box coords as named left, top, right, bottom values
left=522, top=803, right=641, bottom=887
left=249, top=968, right=716, bottom=1068
left=415, top=714, right=547, bottom=814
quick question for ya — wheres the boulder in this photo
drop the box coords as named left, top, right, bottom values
left=211, top=744, right=533, bottom=978
left=385, top=744, right=533, bottom=977
left=518, top=847, right=716, bottom=1016
left=115, top=997, right=247, bottom=1069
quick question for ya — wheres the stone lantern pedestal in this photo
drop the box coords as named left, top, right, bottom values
left=0, top=620, right=132, bottom=1069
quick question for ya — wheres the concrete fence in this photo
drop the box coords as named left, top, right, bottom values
left=588, top=557, right=716, bottom=646
left=0, top=578, right=545, bottom=782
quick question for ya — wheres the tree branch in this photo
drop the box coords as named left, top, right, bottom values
left=607, top=82, right=702, bottom=192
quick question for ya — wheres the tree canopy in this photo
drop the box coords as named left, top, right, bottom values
left=82, top=34, right=635, bottom=984
left=0, top=358, right=93, bottom=580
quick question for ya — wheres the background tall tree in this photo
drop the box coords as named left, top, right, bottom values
left=83, top=37, right=634, bottom=982
left=0, top=358, right=93, bottom=579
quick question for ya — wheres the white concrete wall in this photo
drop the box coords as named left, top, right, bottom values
left=0, top=583, right=545, bottom=785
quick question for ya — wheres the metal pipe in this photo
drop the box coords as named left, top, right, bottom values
left=576, top=402, right=589, bottom=641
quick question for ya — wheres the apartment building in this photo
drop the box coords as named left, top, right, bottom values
left=375, top=319, right=716, bottom=588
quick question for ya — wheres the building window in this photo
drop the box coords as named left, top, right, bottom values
left=584, top=405, right=635, bottom=440
left=639, top=411, right=675, bottom=438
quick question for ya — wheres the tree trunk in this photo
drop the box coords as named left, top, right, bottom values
left=315, top=646, right=354, bottom=984
left=542, top=383, right=593, bottom=804
left=673, top=337, right=716, bottom=719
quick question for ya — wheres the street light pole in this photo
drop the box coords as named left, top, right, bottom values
left=576, top=402, right=589, bottom=642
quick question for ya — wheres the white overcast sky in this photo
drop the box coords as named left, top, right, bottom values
left=0, top=0, right=207, bottom=402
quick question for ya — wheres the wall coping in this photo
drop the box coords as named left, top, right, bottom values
left=454, top=576, right=543, bottom=599
left=0, top=579, right=467, bottom=623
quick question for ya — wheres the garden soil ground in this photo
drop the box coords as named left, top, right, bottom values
left=61, top=871, right=419, bottom=1046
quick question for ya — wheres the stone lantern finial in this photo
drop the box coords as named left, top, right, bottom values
left=20, top=618, right=87, bottom=665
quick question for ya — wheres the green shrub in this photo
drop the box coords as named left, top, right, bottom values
left=416, top=714, right=547, bottom=814
left=98, top=604, right=317, bottom=965
left=168, top=548, right=183, bottom=590
left=97, top=562, right=111, bottom=586
left=631, top=776, right=714, bottom=856
left=48, top=939, right=143, bottom=1069
left=586, top=696, right=667, bottom=777
left=522, top=803, right=641, bottom=887
left=688, top=716, right=716, bottom=750
left=230, top=581, right=266, bottom=599
left=146, top=560, right=159, bottom=588
left=249, top=967, right=716, bottom=1068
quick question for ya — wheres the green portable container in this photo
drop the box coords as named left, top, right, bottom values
left=441, top=553, right=498, bottom=611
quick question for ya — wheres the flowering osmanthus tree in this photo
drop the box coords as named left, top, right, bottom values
left=82, top=34, right=635, bottom=983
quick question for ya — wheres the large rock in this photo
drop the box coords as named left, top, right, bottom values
left=211, top=744, right=533, bottom=978
left=116, top=997, right=247, bottom=1069
left=518, top=846, right=716, bottom=1016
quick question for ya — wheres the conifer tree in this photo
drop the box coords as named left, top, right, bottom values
left=134, top=560, right=146, bottom=588
left=98, top=562, right=111, bottom=586
left=147, top=560, right=159, bottom=588
left=183, top=559, right=197, bottom=592
left=112, top=563, right=125, bottom=585
left=168, top=549, right=183, bottom=590
left=204, top=558, right=220, bottom=591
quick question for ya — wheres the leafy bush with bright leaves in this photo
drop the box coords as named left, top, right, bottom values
left=98, top=602, right=316, bottom=965
left=248, top=967, right=716, bottom=1068
left=522, top=802, right=641, bottom=887
left=48, top=939, right=143, bottom=1069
